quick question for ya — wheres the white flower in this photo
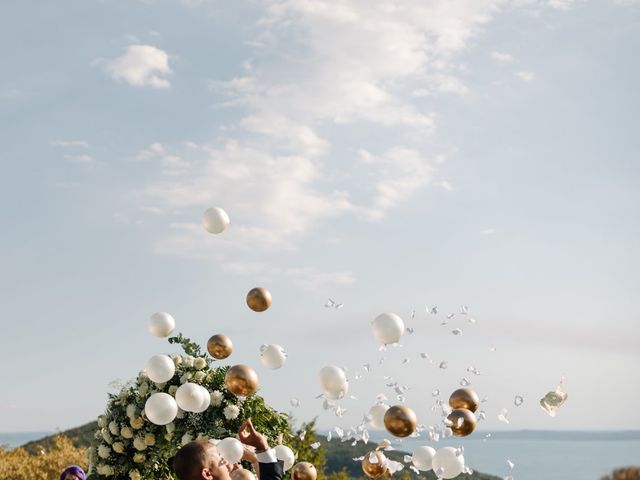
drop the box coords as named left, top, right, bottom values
left=168, top=385, right=178, bottom=396
left=102, top=430, right=113, bottom=444
left=108, top=421, right=120, bottom=436
left=180, top=372, right=192, bottom=384
left=210, top=390, right=223, bottom=407
left=97, top=444, right=111, bottom=459
left=97, top=415, right=107, bottom=428
left=126, top=404, right=138, bottom=419
left=133, top=436, right=147, bottom=451
left=130, top=417, right=144, bottom=429
left=121, top=426, right=134, bottom=439
left=138, top=382, right=150, bottom=397
left=181, top=433, right=193, bottom=445
left=173, top=356, right=183, bottom=367
left=164, top=432, right=174, bottom=441
left=133, top=452, right=145, bottom=463
left=144, top=433, right=156, bottom=446
left=223, top=404, right=240, bottom=420
left=176, top=408, right=185, bottom=419
left=194, top=371, right=206, bottom=382
left=194, top=357, right=207, bottom=370
left=184, top=355, right=195, bottom=368
left=97, top=464, right=115, bottom=476
left=166, top=422, right=176, bottom=434
left=112, top=442, right=125, bottom=454
left=154, top=382, right=166, bottom=390
left=129, top=469, right=142, bottom=480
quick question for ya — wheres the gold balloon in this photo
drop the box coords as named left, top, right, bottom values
left=224, top=364, right=259, bottom=397
left=292, top=462, right=317, bottom=480
left=362, top=451, right=388, bottom=478
left=448, top=388, right=480, bottom=413
left=246, top=287, right=272, bottom=312
left=231, top=470, right=255, bottom=480
left=383, top=405, right=417, bottom=438
left=447, top=408, right=477, bottom=437
left=207, top=334, right=233, bottom=360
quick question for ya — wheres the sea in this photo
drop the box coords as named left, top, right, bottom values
left=2, top=431, right=639, bottom=480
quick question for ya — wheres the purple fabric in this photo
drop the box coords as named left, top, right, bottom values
left=60, top=465, right=86, bottom=480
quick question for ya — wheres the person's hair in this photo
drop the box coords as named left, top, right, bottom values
left=60, top=465, right=86, bottom=480
left=173, top=440, right=212, bottom=480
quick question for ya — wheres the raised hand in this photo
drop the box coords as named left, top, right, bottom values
left=238, top=418, right=269, bottom=452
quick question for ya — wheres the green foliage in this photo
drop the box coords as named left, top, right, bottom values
left=287, top=419, right=326, bottom=476
left=167, top=333, right=203, bottom=358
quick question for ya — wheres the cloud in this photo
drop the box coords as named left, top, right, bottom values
left=135, top=142, right=191, bottom=176
left=481, top=228, right=496, bottom=235
left=491, top=51, right=515, bottom=63
left=64, top=154, right=98, bottom=165
left=50, top=140, right=90, bottom=148
left=516, top=70, right=535, bottom=82
left=104, top=45, right=172, bottom=88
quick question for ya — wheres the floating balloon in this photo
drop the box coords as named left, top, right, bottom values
left=260, top=344, right=287, bottom=369
left=225, top=364, right=259, bottom=397
left=275, top=445, right=295, bottom=471
left=318, top=366, right=348, bottom=399
left=246, top=287, right=272, bottom=312
left=203, top=207, right=230, bottom=234
left=176, top=383, right=207, bottom=412
left=362, top=451, right=388, bottom=478
left=371, top=313, right=404, bottom=345
left=193, top=385, right=211, bottom=413
left=231, top=470, right=256, bottom=480
left=368, top=404, right=390, bottom=429
left=432, top=447, right=465, bottom=479
left=447, top=408, right=477, bottom=437
left=384, top=405, right=417, bottom=438
left=146, top=354, right=176, bottom=384
left=412, top=446, right=436, bottom=471
left=148, top=312, right=175, bottom=337
left=449, top=388, right=480, bottom=413
left=217, top=437, right=243, bottom=464
left=145, top=393, right=178, bottom=426
left=207, top=334, right=233, bottom=360
left=292, top=462, right=317, bottom=480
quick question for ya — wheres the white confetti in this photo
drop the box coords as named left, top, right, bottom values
left=460, top=378, right=471, bottom=386
left=290, top=398, right=300, bottom=407
left=439, top=361, right=448, bottom=369
left=514, top=395, right=524, bottom=407
left=432, top=389, right=440, bottom=397
left=311, top=442, right=320, bottom=450
left=507, top=460, right=514, bottom=470
left=402, top=358, right=410, bottom=365
left=452, top=328, right=462, bottom=335
left=497, top=408, right=510, bottom=424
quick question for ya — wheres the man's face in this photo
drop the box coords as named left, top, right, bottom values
left=201, top=443, right=233, bottom=480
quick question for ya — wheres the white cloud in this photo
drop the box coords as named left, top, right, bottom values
left=491, top=51, right=515, bottom=63
left=64, top=154, right=98, bottom=166
left=104, top=45, right=172, bottom=88
left=516, top=70, right=535, bottom=82
left=51, top=140, right=90, bottom=148
left=135, top=142, right=190, bottom=176
left=481, top=228, right=496, bottom=235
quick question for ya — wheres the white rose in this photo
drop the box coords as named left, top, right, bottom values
left=112, top=442, right=125, bottom=454
left=173, top=356, right=183, bottom=367
left=144, top=433, right=156, bottom=446
left=108, top=421, right=120, bottom=436
left=130, top=417, right=144, bottom=429
left=223, top=404, right=240, bottom=420
left=210, top=390, right=224, bottom=407
left=97, top=464, right=115, bottom=476
left=184, top=355, right=195, bottom=368
left=155, top=382, right=166, bottom=390
left=121, top=426, right=134, bottom=439
left=133, top=436, right=147, bottom=451
left=194, top=357, right=207, bottom=370
left=133, top=452, right=145, bottom=463
left=97, top=444, right=111, bottom=459
left=166, top=422, right=176, bottom=434
left=129, top=469, right=142, bottom=480
left=102, top=430, right=113, bottom=444
left=181, top=433, right=193, bottom=445
left=97, top=415, right=107, bottom=428
left=164, top=432, right=174, bottom=441
left=180, top=372, right=192, bottom=384
left=126, top=404, right=138, bottom=419
left=168, top=385, right=178, bottom=396
left=194, top=371, right=206, bottom=382
left=138, top=382, right=150, bottom=397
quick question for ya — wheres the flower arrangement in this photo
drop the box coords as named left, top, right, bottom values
left=87, top=334, right=290, bottom=479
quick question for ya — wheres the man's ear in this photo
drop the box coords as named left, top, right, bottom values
left=201, top=467, right=213, bottom=480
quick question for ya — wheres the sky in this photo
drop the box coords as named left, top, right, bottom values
left=0, top=0, right=639, bottom=435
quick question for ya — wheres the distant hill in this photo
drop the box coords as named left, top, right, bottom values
left=20, top=421, right=97, bottom=454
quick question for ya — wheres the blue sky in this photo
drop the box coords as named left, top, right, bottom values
left=1, top=0, right=639, bottom=434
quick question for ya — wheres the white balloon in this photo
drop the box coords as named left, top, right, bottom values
left=146, top=354, right=176, bottom=384
left=260, top=345, right=287, bottom=369
left=368, top=404, right=390, bottom=429
left=148, top=312, right=176, bottom=337
left=319, top=366, right=348, bottom=399
left=412, top=446, right=437, bottom=472
left=192, top=385, right=211, bottom=413
left=432, top=447, right=465, bottom=479
left=217, top=437, right=243, bottom=464
left=274, top=444, right=295, bottom=471
left=371, top=312, right=405, bottom=345
left=203, top=207, right=230, bottom=234
left=176, top=383, right=207, bottom=412
left=145, top=393, right=178, bottom=426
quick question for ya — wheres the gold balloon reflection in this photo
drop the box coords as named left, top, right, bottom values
left=246, top=287, right=272, bottom=312
left=383, top=405, right=417, bottom=438
left=448, top=388, right=480, bottom=413
left=207, top=334, right=233, bottom=360
left=447, top=408, right=477, bottom=437
left=224, top=364, right=259, bottom=397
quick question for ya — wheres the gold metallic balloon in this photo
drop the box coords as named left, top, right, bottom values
left=224, top=364, right=259, bottom=397
left=231, top=470, right=255, bottom=480
left=362, top=451, right=388, bottom=478
left=292, top=462, right=317, bottom=480
left=447, top=408, right=477, bottom=437
left=207, top=334, right=233, bottom=360
left=246, top=287, right=272, bottom=312
left=448, top=388, right=480, bottom=413
left=383, top=405, right=417, bottom=438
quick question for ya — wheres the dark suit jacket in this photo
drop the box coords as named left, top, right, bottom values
left=258, top=460, right=284, bottom=480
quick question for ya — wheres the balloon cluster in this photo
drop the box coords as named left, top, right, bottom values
left=447, top=388, right=479, bottom=437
